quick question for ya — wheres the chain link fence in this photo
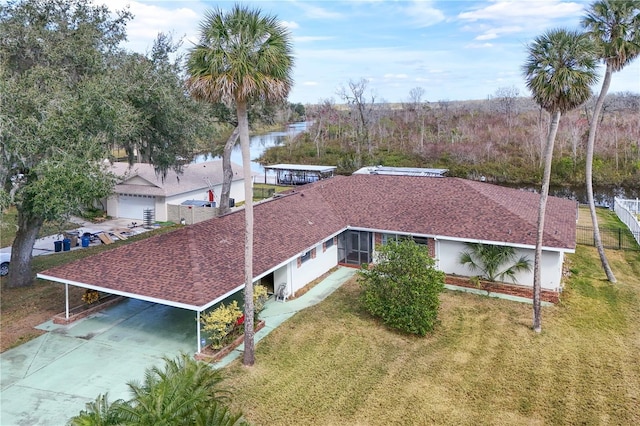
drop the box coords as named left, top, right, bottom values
left=576, top=225, right=640, bottom=251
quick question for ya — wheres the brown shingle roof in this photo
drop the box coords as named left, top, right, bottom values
left=39, top=175, right=576, bottom=310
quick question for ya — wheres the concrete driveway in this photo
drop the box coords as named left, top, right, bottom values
left=0, top=267, right=357, bottom=425
left=0, top=299, right=197, bottom=425
left=0, top=217, right=150, bottom=258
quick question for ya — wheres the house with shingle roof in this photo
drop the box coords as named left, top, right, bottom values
left=106, top=160, right=247, bottom=221
left=38, top=174, right=577, bottom=352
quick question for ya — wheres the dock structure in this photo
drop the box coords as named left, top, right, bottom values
left=264, top=164, right=337, bottom=186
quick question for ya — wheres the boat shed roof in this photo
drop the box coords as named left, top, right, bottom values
left=264, top=164, right=337, bottom=173
left=353, top=166, right=448, bottom=177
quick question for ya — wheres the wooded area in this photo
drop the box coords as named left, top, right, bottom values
left=261, top=89, right=639, bottom=192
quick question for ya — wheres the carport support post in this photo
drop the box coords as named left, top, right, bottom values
left=65, top=283, right=69, bottom=320
left=197, top=311, right=202, bottom=353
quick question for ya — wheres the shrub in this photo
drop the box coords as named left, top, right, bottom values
left=253, top=284, right=268, bottom=320
left=201, top=301, right=243, bottom=349
left=459, top=242, right=532, bottom=283
left=201, top=284, right=269, bottom=350
left=81, top=289, right=100, bottom=304
left=359, top=239, right=445, bottom=336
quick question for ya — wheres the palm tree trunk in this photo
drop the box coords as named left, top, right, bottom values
left=586, top=63, right=616, bottom=283
left=533, top=110, right=561, bottom=333
left=218, top=127, right=240, bottom=216
left=237, top=101, right=255, bottom=366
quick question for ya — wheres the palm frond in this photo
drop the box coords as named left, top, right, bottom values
left=581, top=0, right=640, bottom=72
left=522, top=28, right=599, bottom=113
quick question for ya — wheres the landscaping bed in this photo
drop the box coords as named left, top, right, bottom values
left=52, top=294, right=125, bottom=325
left=195, top=320, right=266, bottom=363
left=445, top=275, right=560, bottom=303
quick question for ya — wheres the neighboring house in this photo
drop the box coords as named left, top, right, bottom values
left=39, top=174, right=577, bottom=352
left=106, top=161, right=246, bottom=221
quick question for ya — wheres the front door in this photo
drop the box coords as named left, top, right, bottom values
left=338, top=230, right=372, bottom=265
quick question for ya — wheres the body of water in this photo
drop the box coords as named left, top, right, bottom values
left=192, top=122, right=636, bottom=205
left=192, top=122, right=308, bottom=173
left=502, top=183, right=639, bottom=208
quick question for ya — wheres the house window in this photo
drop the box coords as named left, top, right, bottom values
left=300, top=250, right=311, bottom=264
left=382, top=233, right=399, bottom=245
left=412, top=236, right=429, bottom=246
left=325, top=238, right=334, bottom=249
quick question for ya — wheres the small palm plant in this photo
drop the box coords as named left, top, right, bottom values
left=459, top=243, right=532, bottom=284
left=69, top=353, right=245, bottom=425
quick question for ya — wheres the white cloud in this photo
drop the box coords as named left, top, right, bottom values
left=475, top=25, right=523, bottom=40
left=294, top=36, right=336, bottom=43
left=103, top=0, right=201, bottom=53
left=466, top=42, right=494, bottom=48
left=295, top=2, right=344, bottom=20
left=303, top=81, right=319, bottom=86
left=281, top=20, right=300, bottom=30
left=403, top=0, right=446, bottom=27
left=458, top=0, right=583, bottom=21
left=384, top=73, right=408, bottom=79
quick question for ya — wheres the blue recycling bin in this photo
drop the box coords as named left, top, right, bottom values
left=62, top=238, right=71, bottom=251
left=54, top=240, right=62, bottom=252
left=81, top=235, right=91, bottom=248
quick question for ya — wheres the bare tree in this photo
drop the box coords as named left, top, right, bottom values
left=337, top=78, right=375, bottom=163
left=490, top=86, right=520, bottom=141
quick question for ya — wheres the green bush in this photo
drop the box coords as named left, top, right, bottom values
left=201, top=301, right=243, bottom=349
left=202, top=285, right=270, bottom=349
left=358, top=239, right=445, bottom=336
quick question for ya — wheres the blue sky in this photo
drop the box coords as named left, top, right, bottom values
left=108, top=0, right=640, bottom=104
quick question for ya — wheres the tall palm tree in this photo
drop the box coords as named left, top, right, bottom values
left=581, top=0, right=640, bottom=283
left=523, top=29, right=598, bottom=332
left=186, top=5, right=293, bottom=366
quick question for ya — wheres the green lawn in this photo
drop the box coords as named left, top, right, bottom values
left=223, top=246, right=640, bottom=425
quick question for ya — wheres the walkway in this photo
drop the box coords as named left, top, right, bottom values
left=0, top=267, right=356, bottom=425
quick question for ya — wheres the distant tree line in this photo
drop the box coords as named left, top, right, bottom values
left=260, top=85, right=639, bottom=189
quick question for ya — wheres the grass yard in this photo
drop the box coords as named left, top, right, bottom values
left=222, top=245, right=640, bottom=425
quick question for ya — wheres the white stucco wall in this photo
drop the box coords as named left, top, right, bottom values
left=272, top=240, right=338, bottom=297
left=436, top=239, right=565, bottom=291
left=165, top=180, right=246, bottom=209
left=108, top=179, right=246, bottom=222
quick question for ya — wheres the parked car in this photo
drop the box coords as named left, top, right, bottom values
left=0, top=252, right=9, bottom=276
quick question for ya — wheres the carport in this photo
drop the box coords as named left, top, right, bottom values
left=34, top=221, right=256, bottom=354
left=36, top=271, right=243, bottom=354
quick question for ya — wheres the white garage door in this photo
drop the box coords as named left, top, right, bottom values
left=118, top=194, right=155, bottom=220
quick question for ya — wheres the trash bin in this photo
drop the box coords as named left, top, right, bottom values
left=65, top=231, right=79, bottom=247
left=62, top=238, right=71, bottom=251
left=229, top=198, right=235, bottom=208
left=54, top=240, right=63, bottom=252
left=81, top=235, right=91, bottom=247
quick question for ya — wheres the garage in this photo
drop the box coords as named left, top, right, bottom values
left=118, top=194, right=155, bottom=220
